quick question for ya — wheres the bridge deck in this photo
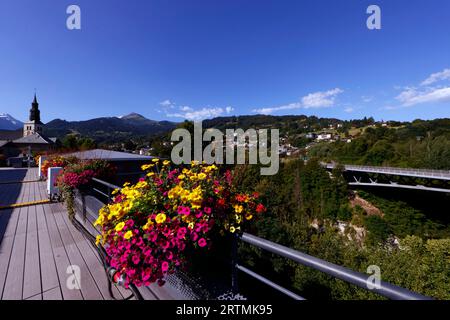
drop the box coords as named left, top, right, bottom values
left=0, top=168, right=144, bottom=300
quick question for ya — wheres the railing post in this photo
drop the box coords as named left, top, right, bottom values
left=231, top=233, right=239, bottom=294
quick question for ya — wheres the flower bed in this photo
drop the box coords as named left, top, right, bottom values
left=56, top=159, right=115, bottom=219
left=94, top=160, right=266, bottom=288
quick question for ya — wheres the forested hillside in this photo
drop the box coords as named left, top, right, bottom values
left=233, top=159, right=450, bottom=299
left=309, top=118, right=450, bottom=170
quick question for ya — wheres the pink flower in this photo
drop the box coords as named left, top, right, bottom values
left=110, top=258, right=119, bottom=268
left=149, top=232, right=157, bottom=242
left=126, top=268, right=136, bottom=277
left=204, top=207, right=212, bottom=214
left=190, top=232, right=199, bottom=242
left=161, top=240, right=170, bottom=250
left=136, top=237, right=144, bottom=247
left=142, top=268, right=152, bottom=281
left=177, top=206, right=190, bottom=216
left=195, top=224, right=203, bottom=233
left=132, top=254, right=140, bottom=265
left=161, top=261, right=169, bottom=272
left=198, top=238, right=207, bottom=247
left=177, top=227, right=187, bottom=239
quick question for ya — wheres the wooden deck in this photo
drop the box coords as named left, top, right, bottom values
left=0, top=168, right=143, bottom=300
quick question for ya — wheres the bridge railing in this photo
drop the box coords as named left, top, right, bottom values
left=323, top=163, right=450, bottom=180
left=89, top=177, right=432, bottom=300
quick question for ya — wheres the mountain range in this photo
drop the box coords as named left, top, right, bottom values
left=0, top=113, right=23, bottom=130
left=0, top=112, right=177, bottom=143
left=43, top=113, right=177, bottom=143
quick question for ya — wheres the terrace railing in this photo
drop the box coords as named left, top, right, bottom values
left=88, top=177, right=432, bottom=301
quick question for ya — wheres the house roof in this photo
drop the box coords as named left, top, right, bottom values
left=0, top=130, right=22, bottom=141
left=13, top=132, right=55, bottom=144
left=64, top=149, right=155, bottom=161
left=0, top=140, right=10, bottom=148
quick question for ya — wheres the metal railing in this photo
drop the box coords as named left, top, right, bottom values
left=232, top=233, right=431, bottom=300
left=323, top=162, right=450, bottom=180
left=91, top=177, right=121, bottom=202
left=89, top=177, right=432, bottom=300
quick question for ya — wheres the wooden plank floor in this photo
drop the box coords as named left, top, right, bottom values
left=0, top=168, right=137, bottom=300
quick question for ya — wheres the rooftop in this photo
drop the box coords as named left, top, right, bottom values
left=12, top=133, right=56, bottom=145
left=64, top=149, right=155, bottom=161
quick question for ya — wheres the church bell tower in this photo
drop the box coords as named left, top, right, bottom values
left=23, top=94, right=44, bottom=137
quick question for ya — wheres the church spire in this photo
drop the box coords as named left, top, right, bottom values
left=29, top=93, right=41, bottom=123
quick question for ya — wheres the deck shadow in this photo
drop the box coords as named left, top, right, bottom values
left=0, top=169, right=29, bottom=243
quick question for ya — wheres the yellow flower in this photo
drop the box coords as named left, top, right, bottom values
left=191, top=203, right=201, bottom=210
left=245, top=214, right=253, bottom=220
left=198, top=173, right=207, bottom=180
left=163, top=160, right=171, bottom=166
left=230, top=226, right=236, bottom=233
left=234, top=205, right=244, bottom=213
left=135, top=180, right=148, bottom=188
left=155, top=213, right=167, bottom=224
left=124, top=230, right=133, bottom=240
left=143, top=219, right=154, bottom=230
left=95, top=235, right=102, bottom=246
left=115, top=221, right=126, bottom=232
left=178, top=174, right=185, bottom=180
left=152, top=158, right=160, bottom=162
left=94, top=214, right=105, bottom=226
left=188, top=222, right=195, bottom=229
left=147, top=172, right=155, bottom=177
left=141, top=164, right=154, bottom=170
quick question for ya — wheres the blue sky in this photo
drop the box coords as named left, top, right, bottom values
left=0, top=0, right=449, bottom=123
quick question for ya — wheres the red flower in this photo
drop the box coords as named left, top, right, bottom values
left=256, top=203, right=266, bottom=213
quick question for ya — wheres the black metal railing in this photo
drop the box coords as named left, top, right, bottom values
left=232, top=233, right=431, bottom=300
left=91, top=177, right=121, bottom=203
left=89, top=177, right=432, bottom=301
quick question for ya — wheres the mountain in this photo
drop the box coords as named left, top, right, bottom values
left=44, top=113, right=177, bottom=143
left=0, top=113, right=23, bottom=130
left=119, top=112, right=153, bottom=121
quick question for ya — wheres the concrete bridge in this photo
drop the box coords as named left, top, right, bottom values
left=323, top=163, right=450, bottom=193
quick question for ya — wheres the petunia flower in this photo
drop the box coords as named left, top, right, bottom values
left=198, top=238, right=207, bottom=248
left=161, top=261, right=169, bottom=273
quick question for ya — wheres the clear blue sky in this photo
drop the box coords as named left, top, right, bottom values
left=0, top=0, right=449, bottom=123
